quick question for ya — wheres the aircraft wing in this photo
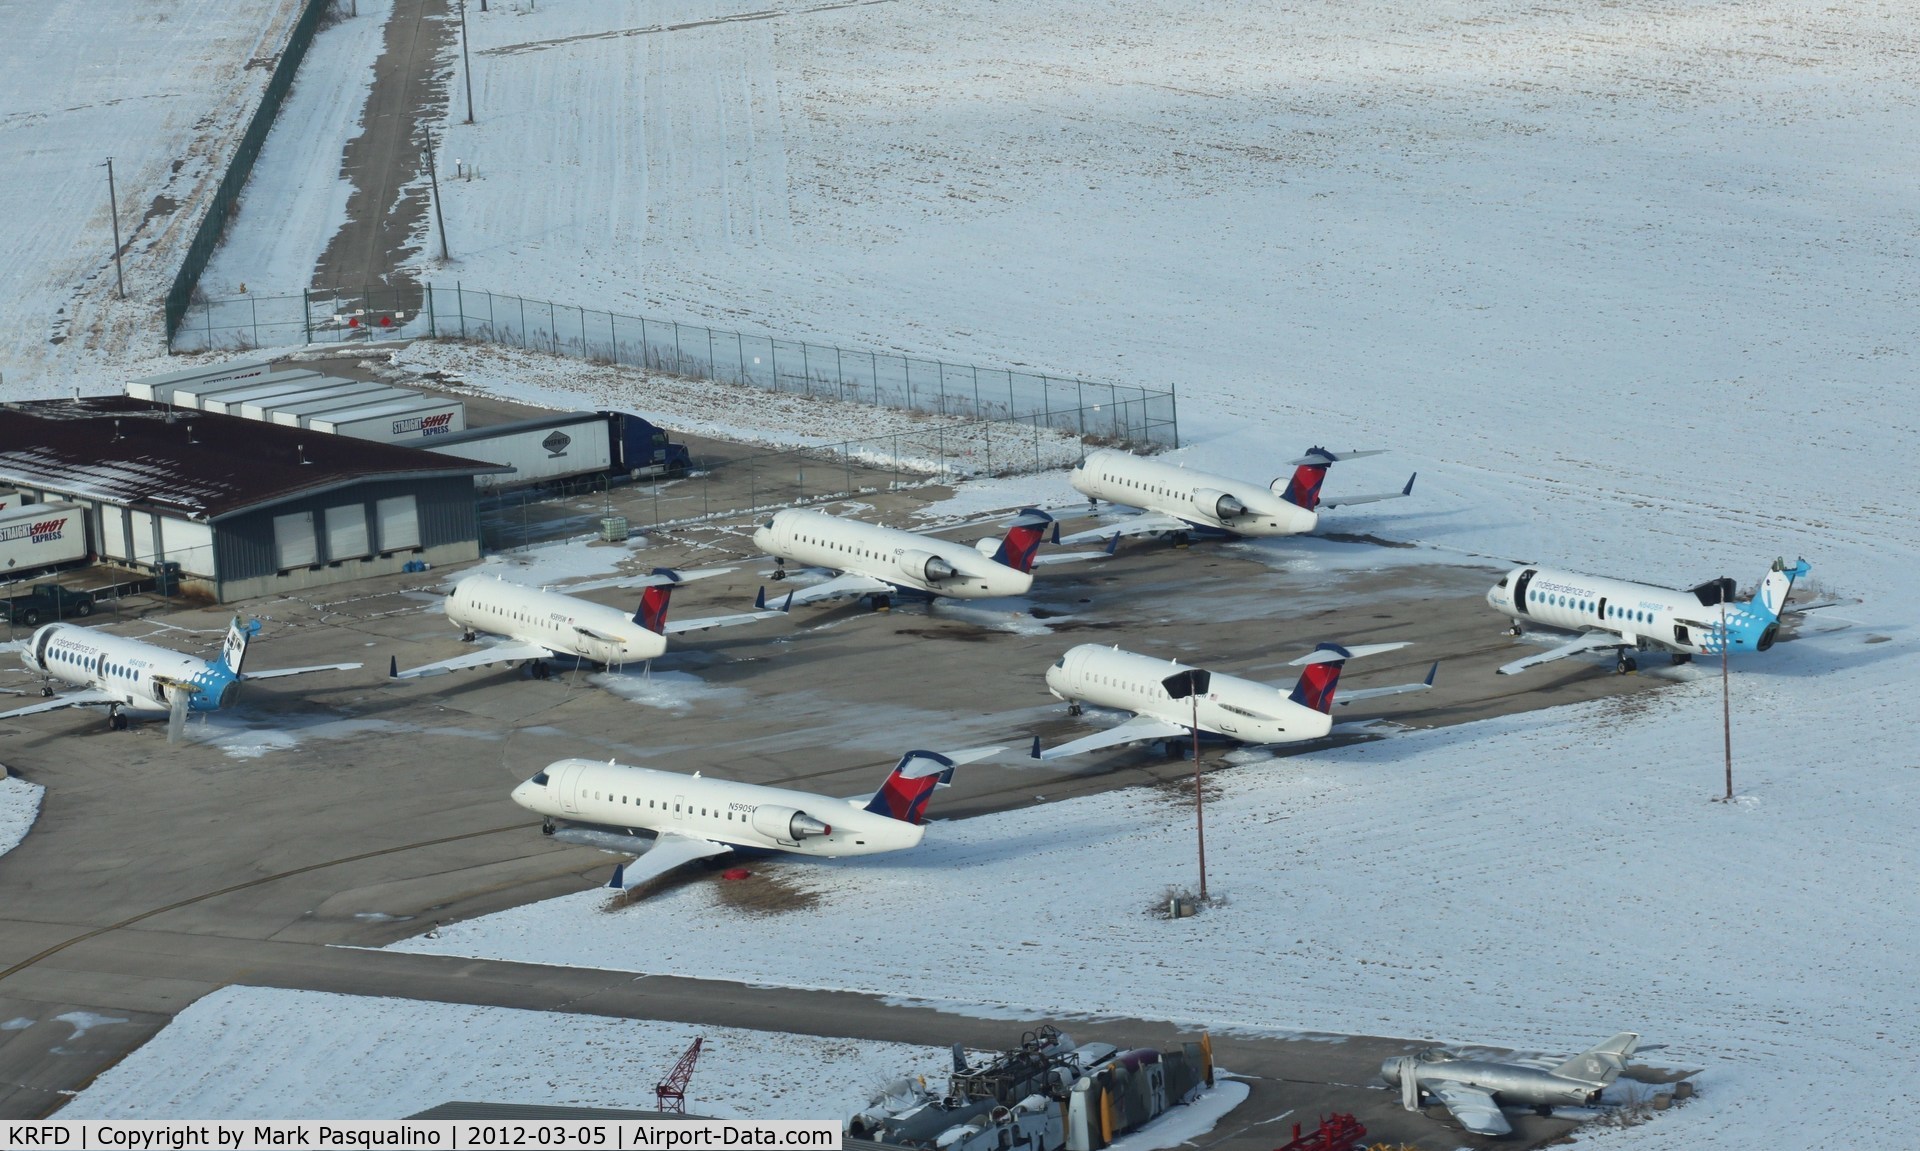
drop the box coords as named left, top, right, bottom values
left=240, top=661, right=364, bottom=682
left=1320, top=472, right=1417, bottom=508
left=1427, top=1082, right=1510, bottom=1137
left=608, top=832, right=733, bottom=890
left=1034, top=714, right=1194, bottom=761
left=390, top=640, right=556, bottom=680
left=1057, top=513, right=1190, bottom=546
left=771, top=571, right=898, bottom=608
left=1497, top=633, right=1624, bottom=675
left=0, top=688, right=123, bottom=719
left=1336, top=662, right=1438, bottom=704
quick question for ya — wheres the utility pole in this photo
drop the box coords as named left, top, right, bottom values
left=459, top=0, right=475, bottom=123
left=1720, top=597, right=1733, bottom=802
left=423, top=135, right=450, bottom=261
left=1163, top=667, right=1212, bottom=903
left=103, top=157, right=125, bottom=299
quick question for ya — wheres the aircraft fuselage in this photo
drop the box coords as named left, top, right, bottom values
left=1071, top=450, right=1318, bottom=537
left=753, top=509, right=1032, bottom=599
left=1046, top=643, right=1329, bottom=744
left=22, top=623, right=234, bottom=716
left=447, top=577, right=666, bottom=665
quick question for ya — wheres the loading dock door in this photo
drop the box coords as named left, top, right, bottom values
left=375, top=494, right=421, bottom=551
left=273, top=511, right=317, bottom=569
left=325, top=504, right=369, bottom=561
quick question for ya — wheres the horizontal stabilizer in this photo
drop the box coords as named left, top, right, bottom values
left=611, top=566, right=734, bottom=589
left=1282, top=447, right=1389, bottom=467
left=1552, top=1033, right=1640, bottom=1086
left=1321, top=472, right=1417, bottom=509
left=1287, top=641, right=1409, bottom=666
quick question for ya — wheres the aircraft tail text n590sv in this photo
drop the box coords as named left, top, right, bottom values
left=1060, top=446, right=1415, bottom=545
left=512, top=745, right=1001, bottom=890
left=753, top=506, right=1100, bottom=609
left=1032, top=640, right=1435, bottom=759
left=3, top=616, right=361, bottom=741
left=389, top=567, right=788, bottom=683
left=1488, top=556, right=1812, bottom=675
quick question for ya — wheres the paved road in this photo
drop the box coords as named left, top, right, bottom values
left=310, top=0, right=453, bottom=310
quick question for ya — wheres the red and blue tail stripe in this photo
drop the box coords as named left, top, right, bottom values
left=634, top=568, right=687, bottom=634
left=1280, top=448, right=1335, bottom=509
left=864, top=750, right=957, bottom=825
left=1287, top=642, right=1351, bottom=713
left=991, top=508, right=1056, bottom=574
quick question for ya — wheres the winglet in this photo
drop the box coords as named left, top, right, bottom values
left=754, top=586, right=768, bottom=610
left=1104, top=532, right=1120, bottom=556
left=1029, top=736, right=1042, bottom=760
left=1403, top=472, right=1418, bottom=496
left=608, top=863, right=626, bottom=889
left=779, top=590, right=795, bottom=612
left=388, top=655, right=398, bottom=680
left=1424, top=660, right=1438, bottom=687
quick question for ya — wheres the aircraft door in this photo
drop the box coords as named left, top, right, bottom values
left=1511, top=568, right=1538, bottom=616
left=28, top=626, right=56, bottom=672
left=552, top=762, right=584, bottom=814
left=1673, top=623, right=1691, bottom=646
left=673, top=794, right=686, bottom=822
left=1597, top=597, right=1607, bottom=623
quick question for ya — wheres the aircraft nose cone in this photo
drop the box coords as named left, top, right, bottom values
left=510, top=782, right=535, bottom=809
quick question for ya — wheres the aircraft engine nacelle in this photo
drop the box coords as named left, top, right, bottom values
left=750, top=804, right=832, bottom=841
left=897, top=549, right=957, bottom=583
left=1754, top=622, right=1779, bottom=652
left=1193, top=488, right=1247, bottom=521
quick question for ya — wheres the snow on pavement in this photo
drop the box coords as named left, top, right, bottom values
left=0, top=774, right=43, bottom=858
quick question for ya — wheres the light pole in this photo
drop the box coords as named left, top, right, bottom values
left=459, top=0, right=475, bottom=124
left=1720, top=597, right=1733, bottom=802
left=103, top=157, right=125, bottom=299
left=423, top=135, right=450, bottom=261
left=1163, top=667, right=1212, bottom=902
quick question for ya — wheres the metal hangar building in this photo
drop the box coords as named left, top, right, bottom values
left=0, top=397, right=504, bottom=602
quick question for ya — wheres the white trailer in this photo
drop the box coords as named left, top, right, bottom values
left=264, top=384, right=404, bottom=426
left=194, top=371, right=329, bottom=414
left=0, top=489, right=15, bottom=513
left=127, top=358, right=274, bottom=403
left=308, top=396, right=466, bottom=443
left=0, top=502, right=88, bottom=575
left=422, top=413, right=614, bottom=490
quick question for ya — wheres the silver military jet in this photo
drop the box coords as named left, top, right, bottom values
left=1379, top=1032, right=1641, bottom=1136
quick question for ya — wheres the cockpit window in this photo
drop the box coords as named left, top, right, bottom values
left=530, top=771, right=550, bottom=786
left=1053, top=657, right=1066, bottom=668
left=1496, top=576, right=1509, bottom=588
left=760, top=518, right=775, bottom=530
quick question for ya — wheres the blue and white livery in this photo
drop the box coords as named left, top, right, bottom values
left=4, top=616, right=361, bottom=739
left=1487, top=557, right=1812, bottom=675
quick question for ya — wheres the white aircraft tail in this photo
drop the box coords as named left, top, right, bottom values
left=217, top=617, right=260, bottom=675
left=1551, top=1032, right=1640, bottom=1086
left=1750, top=556, right=1811, bottom=620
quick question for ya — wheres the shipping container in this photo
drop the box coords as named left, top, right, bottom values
left=0, top=489, right=15, bottom=512
left=0, top=502, right=88, bottom=576
left=127, top=358, right=274, bottom=403
left=194, top=370, right=331, bottom=413
left=308, top=397, right=466, bottom=443
left=264, top=383, right=405, bottom=426
left=421, top=413, right=614, bottom=490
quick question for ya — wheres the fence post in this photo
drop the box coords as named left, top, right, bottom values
left=426, top=283, right=436, bottom=336
left=609, top=310, right=617, bottom=362
left=799, top=343, right=809, bottom=396
left=871, top=351, right=880, bottom=406
left=303, top=288, right=312, bottom=344
left=548, top=299, right=558, bottom=355
left=736, top=330, right=746, bottom=382
left=905, top=359, right=914, bottom=412
left=972, top=365, right=980, bottom=418
left=707, top=327, right=717, bottom=377
left=640, top=315, right=649, bottom=368
left=835, top=347, right=844, bottom=401
left=1076, top=379, right=1085, bottom=440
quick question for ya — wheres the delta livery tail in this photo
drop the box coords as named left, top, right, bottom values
left=861, top=750, right=958, bottom=825
left=987, top=509, right=1056, bottom=575
left=1489, top=556, right=1815, bottom=675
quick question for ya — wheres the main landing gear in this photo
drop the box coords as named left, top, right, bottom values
left=871, top=594, right=892, bottom=613
left=541, top=819, right=555, bottom=836
left=461, top=629, right=477, bottom=643
left=1507, top=619, right=1524, bottom=637
left=1067, top=702, right=1084, bottom=717
left=1672, top=653, right=1693, bottom=665
left=107, top=705, right=129, bottom=731
left=771, top=562, right=788, bottom=582
left=1615, top=653, right=1639, bottom=675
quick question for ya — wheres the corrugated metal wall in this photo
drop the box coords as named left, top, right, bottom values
left=213, top=476, right=478, bottom=581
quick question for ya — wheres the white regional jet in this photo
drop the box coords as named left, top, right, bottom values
left=3, top=617, right=361, bottom=740
left=511, top=746, right=1000, bottom=889
left=753, top=506, right=1100, bottom=609
left=1059, top=446, right=1415, bottom=545
left=1033, top=641, right=1436, bottom=759
left=1488, top=557, right=1812, bottom=675
left=389, top=567, right=789, bottom=682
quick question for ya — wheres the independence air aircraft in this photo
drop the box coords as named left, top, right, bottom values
left=3, top=617, right=361, bottom=740
left=1488, top=557, right=1812, bottom=675
left=512, top=746, right=1000, bottom=889
left=1058, top=446, right=1415, bottom=546
left=1379, top=1033, right=1644, bottom=1137
left=1031, top=641, right=1436, bottom=759
left=753, top=506, right=1106, bottom=610
left=389, top=567, right=788, bottom=682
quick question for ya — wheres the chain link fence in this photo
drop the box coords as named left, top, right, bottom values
left=170, top=284, right=1179, bottom=451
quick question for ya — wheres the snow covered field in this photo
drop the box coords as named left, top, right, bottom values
left=18, top=0, right=1920, bottom=1143
left=0, top=0, right=304, bottom=394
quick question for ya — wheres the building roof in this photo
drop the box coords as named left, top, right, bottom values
left=0, top=397, right=506, bottom=520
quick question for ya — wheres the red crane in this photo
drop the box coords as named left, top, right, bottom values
left=656, top=1036, right=705, bottom=1114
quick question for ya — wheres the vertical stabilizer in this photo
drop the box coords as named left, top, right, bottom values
left=635, top=586, right=674, bottom=634
left=1551, top=1033, right=1640, bottom=1086
left=1750, top=557, right=1811, bottom=620
left=991, top=508, right=1056, bottom=574
left=1287, top=642, right=1352, bottom=712
left=218, top=617, right=260, bottom=675
left=863, top=750, right=958, bottom=825
left=1277, top=449, right=1333, bottom=510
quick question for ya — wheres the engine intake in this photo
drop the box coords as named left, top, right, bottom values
left=750, top=804, right=832, bottom=841
left=1193, top=488, right=1247, bottom=521
left=897, top=549, right=958, bottom=583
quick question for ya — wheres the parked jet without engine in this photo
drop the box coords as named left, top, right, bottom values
left=753, top=507, right=1103, bottom=609
left=4, top=616, right=361, bottom=741
left=390, top=568, right=788, bottom=682
left=1032, top=641, right=1435, bottom=759
left=1488, top=557, right=1811, bottom=675
left=1059, top=446, right=1415, bottom=545
left=1379, top=1033, right=1644, bottom=1136
left=511, top=746, right=1000, bottom=889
